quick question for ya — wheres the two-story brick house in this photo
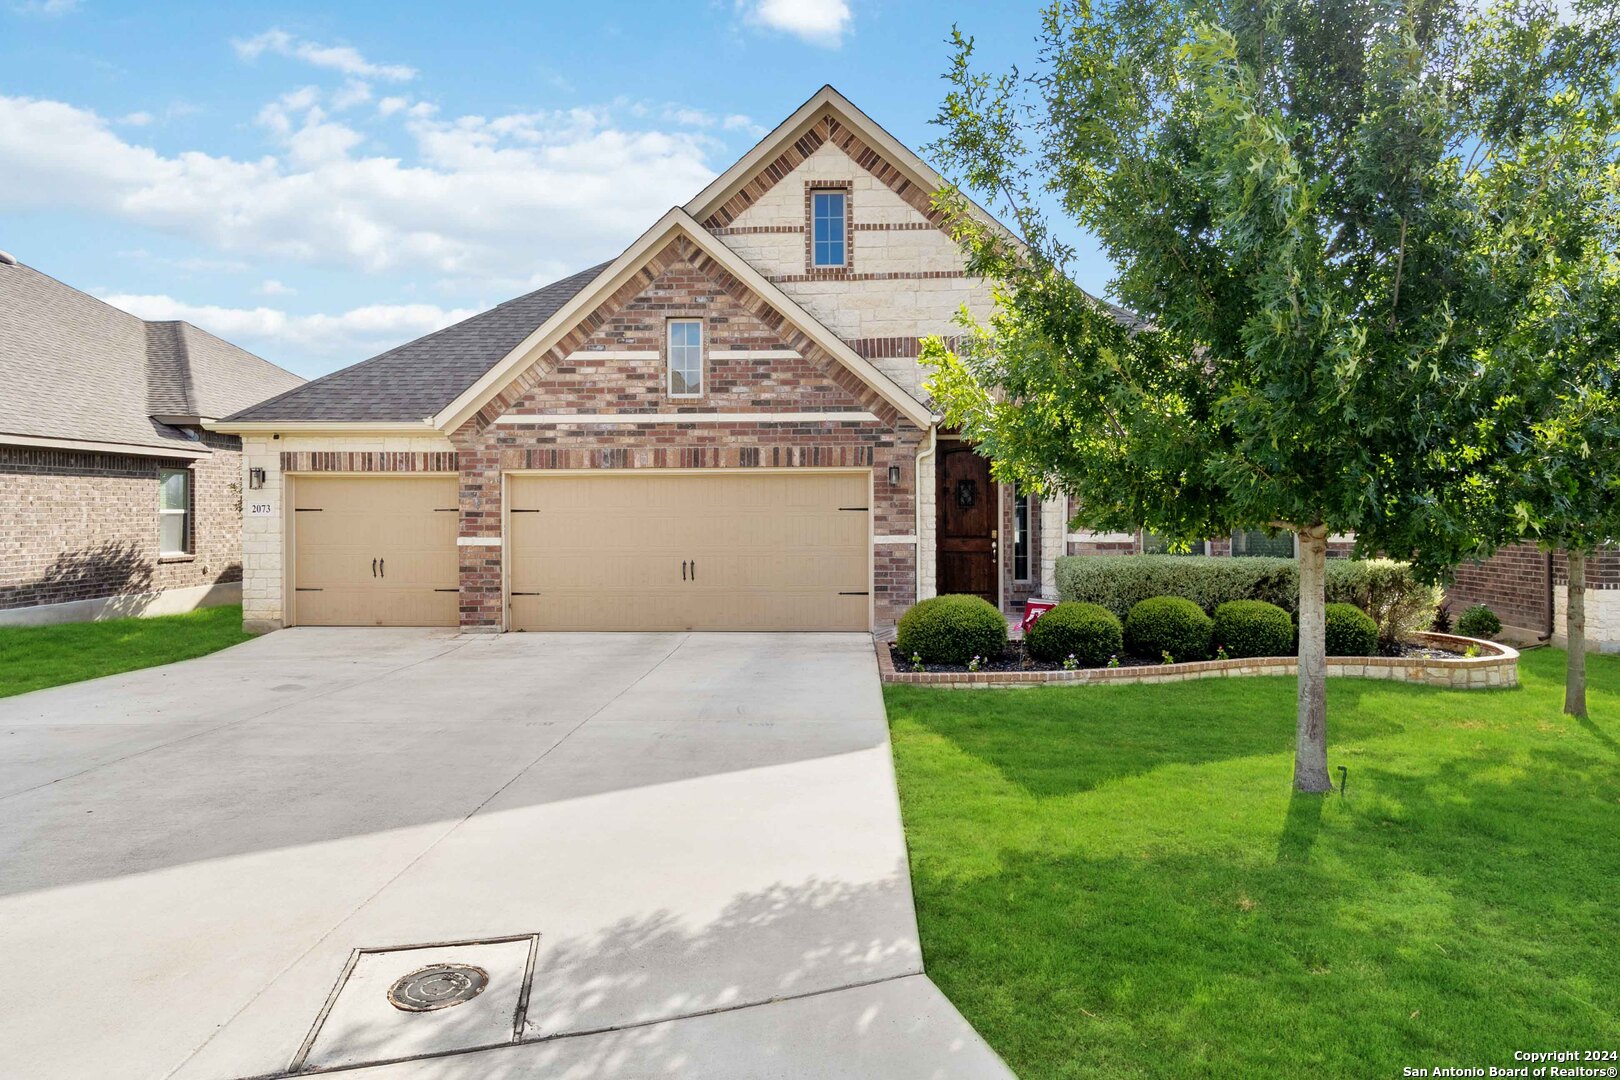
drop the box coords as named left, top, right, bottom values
left=215, top=86, right=1069, bottom=633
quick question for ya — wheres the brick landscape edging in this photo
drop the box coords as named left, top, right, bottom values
left=877, top=631, right=1519, bottom=690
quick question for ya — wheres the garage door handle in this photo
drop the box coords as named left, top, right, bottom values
left=691, top=560, right=696, bottom=581
left=682, top=560, right=687, bottom=581
left=379, top=559, right=385, bottom=578
left=372, top=558, right=377, bottom=578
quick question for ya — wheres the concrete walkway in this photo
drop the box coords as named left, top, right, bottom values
left=0, top=629, right=1011, bottom=1079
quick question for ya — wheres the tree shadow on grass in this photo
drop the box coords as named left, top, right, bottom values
left=910, top=741, right=1619, bottom=1079
left=887, top=674, right=1410, bottom=798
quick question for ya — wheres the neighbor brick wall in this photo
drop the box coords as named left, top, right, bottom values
left=1, top=430, right=242, bottom=611
left=1447, top=542, right=1551, bottom=633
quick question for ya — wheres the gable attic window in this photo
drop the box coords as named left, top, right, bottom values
left=667, top=319, right=704, bottom=398
left=810, top=188, right=848, bottom=267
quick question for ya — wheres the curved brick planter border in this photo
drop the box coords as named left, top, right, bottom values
left=877, top=631, right=1519, bottom=690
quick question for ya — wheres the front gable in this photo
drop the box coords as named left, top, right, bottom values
left=495, top=241, right=878, bottom=420
left=684, top=88, right=996, bottom=384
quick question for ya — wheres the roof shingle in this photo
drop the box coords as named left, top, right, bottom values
left=0, top=259, right=303, bottom=452
left=225, top=263, right=608, bottom=423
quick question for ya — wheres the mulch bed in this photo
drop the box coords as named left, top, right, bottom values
left=888, top=639, right=1466, bottom=674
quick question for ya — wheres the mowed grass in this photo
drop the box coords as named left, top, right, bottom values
left=0, top=604, right=253, bottom=698
left=885, top=648, right=1619, bottom=1078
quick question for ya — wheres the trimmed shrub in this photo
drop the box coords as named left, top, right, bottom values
left=1025, top=602, right=1123, bottom=666
left=1054, top=553, right=1440, bottom=653
left=1124, top=596, right=1213, bottom=662
left=1326, top=558, right=1444, bottom=653
left=1456, top=604, right=1502, bottom=639
left=1057, top=555, right=1297, bottom=620
left=1324, top=603, right=1378, bottom=656
left=1212, top=599, right=1294, bottom=658
left=896, top=594, right=1008, bottom=665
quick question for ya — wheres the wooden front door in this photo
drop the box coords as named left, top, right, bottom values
left=937, top=445, right=997, bottom=603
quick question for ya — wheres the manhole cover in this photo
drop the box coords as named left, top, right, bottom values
left=386, top=964, right=489, bottom=1012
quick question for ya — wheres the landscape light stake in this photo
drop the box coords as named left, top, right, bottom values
left=1337, top=766, right=1348, bottom=797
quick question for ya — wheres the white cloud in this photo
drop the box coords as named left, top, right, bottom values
left=118, top=111, right=154, bottom=126
left=331, top=80, right=372, bottom=111
left=99, top=291, right=480, bottom=373
left=14, top=0, right=80, bottom=15
left=0, top=92, right=718, bottom=283
left=254, top=278, right=294, bottom=296
left=742, top=0, right=852, bottom=47
left=376, top=96, right=409, bottom=118
left=723, top=113, right=768, bottom=137
left=233, top=29, right=417, bottom=82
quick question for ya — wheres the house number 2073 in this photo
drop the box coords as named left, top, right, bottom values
left=249, top=503, right=274, bottom=516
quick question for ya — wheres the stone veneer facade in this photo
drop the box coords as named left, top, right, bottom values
left=2, top=431, right=245, bottom=618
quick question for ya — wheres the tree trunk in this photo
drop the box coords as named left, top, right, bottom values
left=1566, top=548, right=1587, bottom=719
left=1294, top=526, right=1332, bottom=792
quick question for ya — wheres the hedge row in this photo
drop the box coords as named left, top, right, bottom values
left=1055, top=554, right=1441, bottom=653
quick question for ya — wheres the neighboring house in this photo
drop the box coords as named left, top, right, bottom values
left=0, top=254, right=304, bottom=626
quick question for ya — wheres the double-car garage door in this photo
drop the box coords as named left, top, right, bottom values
left=290, top=471, right=871, bottom=631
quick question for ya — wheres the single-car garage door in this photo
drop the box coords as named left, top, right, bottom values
left=508, top=471, right=870, bottom=631
left=291, top=475, right=459, bottom=626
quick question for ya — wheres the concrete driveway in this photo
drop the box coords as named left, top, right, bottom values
left=0, top=630, right=1010, bottom=1079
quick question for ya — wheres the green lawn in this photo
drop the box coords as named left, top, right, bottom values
left=885, top=648, right=1619, bottom=1078
left=0, top=604, right=254, bottom=699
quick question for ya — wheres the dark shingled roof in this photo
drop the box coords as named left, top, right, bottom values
left=226, top=263, right=610, bottom=423
left=0, top=258, right=303, bottom=452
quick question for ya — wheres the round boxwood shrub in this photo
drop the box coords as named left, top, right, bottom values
left=1025, top=602, right=1123, bottom=666
left=1124, top=595, right=1213, bottom=662
left=1455, top=603, right=1502, bottom=640
left=1324, top=603, right=1378, bottom=656
left=896, top=594, right=1008, bottom=666
left=1212, top=599, right=1294, bottom=659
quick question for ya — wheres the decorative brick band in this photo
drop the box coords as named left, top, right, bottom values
left=770, top=270, right=967, bottom=285
left=877, top=632, right=1519, bottom=691
left=503, top=445, right=881, bottom=471
left=280, top=451, right=458, bottom=473
left=847, top=335, right=962, bottom=360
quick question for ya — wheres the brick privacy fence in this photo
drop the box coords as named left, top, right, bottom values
left=878, top=632, right=1518, bottom=690
left=1, top=431, right=243, bottom=611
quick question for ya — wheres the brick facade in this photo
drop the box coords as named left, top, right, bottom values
left=1448, top=541, right=1620, bottom=647
left=442, top=240, right=924, bottom=630
left=1, top=430, right=243, bottom=612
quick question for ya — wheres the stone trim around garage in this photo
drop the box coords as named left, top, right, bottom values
left=876, top=632, right=1519, bottom=690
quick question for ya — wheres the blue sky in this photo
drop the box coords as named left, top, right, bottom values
left=1, top=0, right=1107, bottom=377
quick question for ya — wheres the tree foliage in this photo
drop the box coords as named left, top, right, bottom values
left=919, top=0, right=1615, bottom=788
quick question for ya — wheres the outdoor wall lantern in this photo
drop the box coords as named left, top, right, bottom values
left=248, top=467, right=266, bottom=490
left=887, top=464, right=902, bottom=486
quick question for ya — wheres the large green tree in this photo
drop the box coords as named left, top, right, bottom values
left=1465, top=1, right=1620, bottom=719
left=923, top=0, right=1539, bottom=791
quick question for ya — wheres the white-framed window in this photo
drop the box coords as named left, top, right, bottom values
left=159, top=467, right=191, bottom=555
left=1231, top=529, right=1297, bottom=558
left=811, top=189, right=847, bottom=267
left=667, top=319, right=703, bottom=397
left=1012, top=484, right=1031, bottom=581
left=1142, top=531, right=1208, bottom=556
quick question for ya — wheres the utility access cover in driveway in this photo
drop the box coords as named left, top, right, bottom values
left=294, top=935, right=539, bottom=1072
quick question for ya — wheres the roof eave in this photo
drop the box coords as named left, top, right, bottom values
left=204, top=419, right=441, bottom=437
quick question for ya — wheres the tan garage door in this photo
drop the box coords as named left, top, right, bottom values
left=291, top=475, right=459, bottom=627
left=508, top=471, right=870, bottom=631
